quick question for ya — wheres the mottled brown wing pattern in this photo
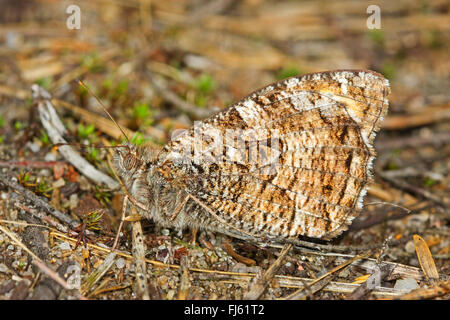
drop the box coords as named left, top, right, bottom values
left=158, top=70, right=390, bottom=240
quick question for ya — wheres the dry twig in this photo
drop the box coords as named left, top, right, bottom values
left=0, top=171, right=78, bottom=228
left=33, top=84, right=120, bottom=189
left=284, top=253, right=369, bottom=300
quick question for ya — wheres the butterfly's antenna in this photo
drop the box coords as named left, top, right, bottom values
left=53, top=142, right=130, bottom=153
left=77, top=79, right=130, bottom=143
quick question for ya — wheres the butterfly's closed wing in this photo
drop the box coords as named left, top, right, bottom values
left=158, top=70, right=390, bottom=240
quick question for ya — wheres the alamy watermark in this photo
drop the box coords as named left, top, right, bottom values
left=169, top=122, right=282, bottom=174
left=66, top=4, right=81, bottom=30
left=366, top=5, right=381, bottom=29
left=66, top=263, right=81, bottom=289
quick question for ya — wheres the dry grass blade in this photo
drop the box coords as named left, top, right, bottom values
left=243, top=243, right=292, bottom=300
left=81, top=251, right=117, bottom=296
left=413, top=234, right=440, bottom=284
left=88, top=282, right=132, bottom=298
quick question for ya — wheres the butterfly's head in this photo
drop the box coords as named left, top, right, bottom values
left=112, top=144, right=143, bottom=186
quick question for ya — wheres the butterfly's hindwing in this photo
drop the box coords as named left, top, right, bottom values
left=158, top=70, right=390, bottom=240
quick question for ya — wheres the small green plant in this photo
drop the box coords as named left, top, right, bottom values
left=35, top=77, right=53, bottom=90
left=276, top=66, right=302, bottom=80
left=39, top=129, right=50, bottom=145
left=194, top=74, right=216, bottom=94
left=77, top=123, right=95, bottom=139
left=424, top=178, right=438, bottom=188
left=14, top=120, right=23, bottom=131
left=19, top=171, right=32, bottom=184
left=94, top=187, right=112, bottom=207
left=87, top=147, right=100, bottom=163
left=115, top=79, right=129, bottom=96
left=0, top=115, right=4, bottom=128
left=367, top=29, right=385, bottom=46
left=195, top=94, right=207, bottom=108
left=426, top=30, right=442, bottom=49
left=18, top=172, right=52, bottom=197
left=132, top=101, right=153, bottom=127
left=0, top=135, right=4, bottom=144
left=102, top=78, right=113, bottom=91
left=81, top=53, right=105, bottom=72
left=36, top=179, right=53, bottom=198
left=129, top=132, right=148, bottom=146
left=381, top=61, right=396, bottom=80
left=85, top=210, right=104, bottom=232
left=25, top=97, right=33, bottom=107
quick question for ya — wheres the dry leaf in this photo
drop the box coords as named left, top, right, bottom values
left=413, top=234, right=439, bottom=284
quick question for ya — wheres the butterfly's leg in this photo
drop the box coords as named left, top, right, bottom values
left=112, top=194, right=129, bottom=250
left=169, top=194, right=190, bottom=221
left=190, top=227, right=198, bottom=245
left=112, top=195, right=150, bottom=299
left=168, top=194, right=199, bottom=244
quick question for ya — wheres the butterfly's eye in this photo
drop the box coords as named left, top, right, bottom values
left=122, top=153, right=136, bottom=170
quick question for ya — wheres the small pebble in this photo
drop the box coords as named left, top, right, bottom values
left=39, top=169, right=51, bottom=177
left=0, top=263, right=9, bottom=273
left=69, top=194, right=79, bottom=210
left=166, top=289, right=175, bottom=300
left=52, top=178, right=65, bottom=189
left=394, top=278, right=419, bottom=292
left=27, top=142, right=40, bottom=153
left=5, top=31, right=20, bottom=49
left=231, top=263, right=247, bottom=274
left=44, top=152, right=57, bottom=161
left=116, top=258, right=126, bottom=269
left=7, top=245, right=14, bottom=251
left=405, top=241, right=416, bottom=254
left=59, top=242, right=71, bottom=251
left=78, top=176, right=91, bottom=191
left=247, top=266, right=261, bottom=274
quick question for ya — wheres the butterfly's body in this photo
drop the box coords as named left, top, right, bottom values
left=113, top=70, right=390, bottom=242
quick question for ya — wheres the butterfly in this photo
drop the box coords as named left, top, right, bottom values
left=112, top=70, right=390, bottom=243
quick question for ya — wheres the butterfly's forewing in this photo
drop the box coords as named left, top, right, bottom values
left=158, top=70, right=390, bottom=240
